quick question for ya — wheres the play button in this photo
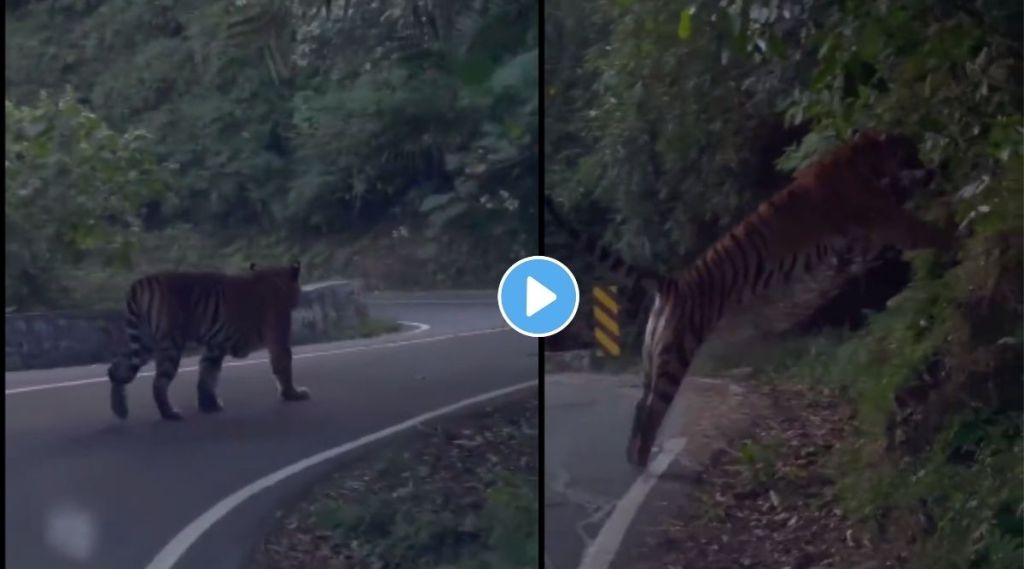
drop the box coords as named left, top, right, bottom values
left=525, top=277, right=556, bottom=317
left=498, top=256, right=580, bottom=338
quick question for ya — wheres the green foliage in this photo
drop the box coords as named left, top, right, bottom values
left=546, top=0, right=814, bottom=273
left=216, top=0, right=538, bottom=244
left=471, top=476, right=540, bottom=569
left=833, top=416, right=1023, bottom=569
left=815, top=262, right=955, bottom=431
left=737, top=439, right=780, bottom=484
left=6, top=0, right=537, bottom=309
left=677, top=6, right=695, bottom=40
left=546, top=0, right=1021, bottom=272
left=5, top=91, right=167, bottom=309
left=354, top=317, right=403, bottom=339
left=775, top=130, right=843, bottom=172
left=768, top=249, right=1021, bottom=567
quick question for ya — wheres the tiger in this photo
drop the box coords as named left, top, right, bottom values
left=545, top=130, right=954, bottom=467
left=106, top=261, right=311, bottom=421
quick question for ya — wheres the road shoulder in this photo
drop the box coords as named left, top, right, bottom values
left=613, top=382, right=915, bottom=569
left=544, top=368, right=767, bottom=569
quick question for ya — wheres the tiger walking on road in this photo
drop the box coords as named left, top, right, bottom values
left=106, top=262, right=311, bottom=421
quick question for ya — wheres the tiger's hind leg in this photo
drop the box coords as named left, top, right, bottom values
left=197, top=347, right=226, bottom=414
left=151, top=341, right=185, bottom=421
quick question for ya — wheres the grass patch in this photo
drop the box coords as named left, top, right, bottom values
left=354, top=317, right=403, bottom=338
left=255, top=397, right=538, bottom=569
left=315, top=316, right=403, bottom=345
left=736, top=438, right=782, bottom=485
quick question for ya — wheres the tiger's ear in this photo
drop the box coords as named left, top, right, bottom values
left=249, top=262, right=258, bottom=271
left=290, top=260, right=301, bottom=281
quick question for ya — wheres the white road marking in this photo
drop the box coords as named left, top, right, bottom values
left=399, top=321, right=431, bottom=332
left=143, top=379, right=537, bottom=569
left=576, top=437, right=689, bottom=569
left=5, top=323, right=511, bottom=395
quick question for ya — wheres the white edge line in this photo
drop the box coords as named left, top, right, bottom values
left=144, top=379, right=537, bottom=569
left=396, top=321, right=431, bottom=334
left=5, top=322, right=510, bottom=395
left=576, top=437, right=689, bottom=569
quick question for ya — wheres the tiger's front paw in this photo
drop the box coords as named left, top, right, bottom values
left=281, top=386, right=310, bottom=402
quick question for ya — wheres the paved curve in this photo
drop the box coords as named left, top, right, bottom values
left=5, top=291, right=536, bottom=569
left=544, top=369, right=756, bottom=569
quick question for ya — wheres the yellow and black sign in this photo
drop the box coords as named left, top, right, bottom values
left=592, top=285, right=621, bottom=357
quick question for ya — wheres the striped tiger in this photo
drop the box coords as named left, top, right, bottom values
left=106, top=262, right=310, bottom=421
left=546, top=131, right=953, bottom=467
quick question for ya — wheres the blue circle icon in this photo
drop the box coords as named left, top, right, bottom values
left=498, top=256, right=580, bottom=338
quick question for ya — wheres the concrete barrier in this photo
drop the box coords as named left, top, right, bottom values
left=291, top=280, right=369, bottom=346
left=5, top=280, right=369, bottom=372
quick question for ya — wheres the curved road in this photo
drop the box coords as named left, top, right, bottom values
left=5, top=291, right=536, bottom=569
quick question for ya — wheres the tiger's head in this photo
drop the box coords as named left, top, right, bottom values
left=852, top=130, right=937, bottom=204
left=248, top=261, right=303, bottom=309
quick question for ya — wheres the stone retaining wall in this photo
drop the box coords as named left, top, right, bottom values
left=5, top=280, right=369, bottom=372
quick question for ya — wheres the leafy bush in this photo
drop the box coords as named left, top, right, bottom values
left=5, top=91, right=167, bottom=309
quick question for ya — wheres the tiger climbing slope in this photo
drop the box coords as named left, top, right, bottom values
left=544, top=362, right=766, bottom=569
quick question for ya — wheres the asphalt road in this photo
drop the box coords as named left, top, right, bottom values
left=543, top=372, right=641, bottom=569
left=544, top=370, right=752, bottom=569
left=5, top=291, right=537, bottom=569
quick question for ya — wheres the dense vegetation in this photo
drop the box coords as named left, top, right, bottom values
left=6, top=0, right=538, bottom=310
left=257, top=398, right=538, bottom=569
left=545, top=1, right=1021, bottom=567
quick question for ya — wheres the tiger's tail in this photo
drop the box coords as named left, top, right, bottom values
left=107, top=279, right=155, bottom=419
left=543, top=195, right=667, bottom=302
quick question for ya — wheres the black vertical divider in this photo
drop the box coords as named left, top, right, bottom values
left=536, top=0, right=548, bottom=562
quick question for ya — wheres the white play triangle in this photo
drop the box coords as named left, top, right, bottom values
left=525, top=276, right=557, bottom=317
